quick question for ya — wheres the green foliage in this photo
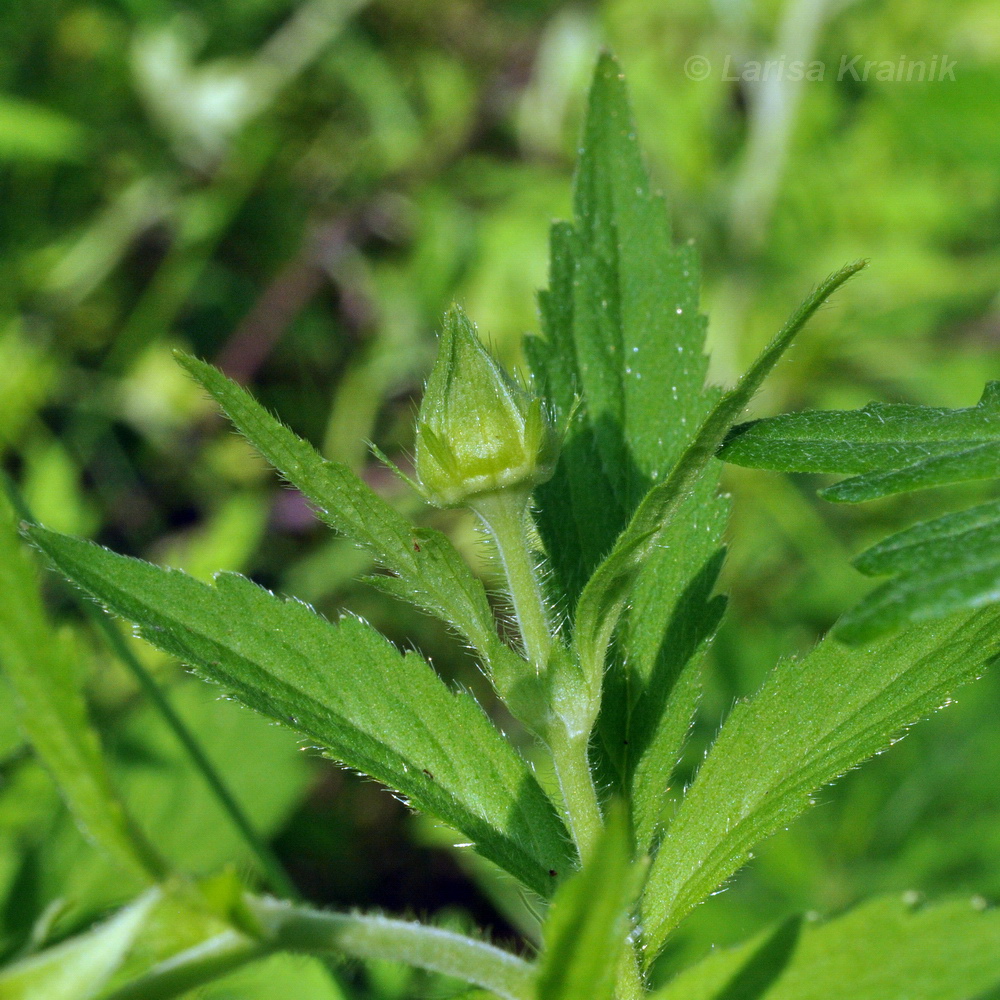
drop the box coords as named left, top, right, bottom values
left=639, top=608, right=1000, bottom=958
left=27, top=526, right=572, bottom=900
left=535, top=805, right=638, bottom=1000
left=720, top=382, right=1000, bottom=502
left=720, top=382, right=1000, bottom=641
left=839, top=499, right=1000, bottom=643
left=652, top=895, right=1000, bottom=1000
left=0, top=892, right=158, bottom=1000
left=175, top=351, right=525, bottom=694
left=4, top=31, right=1000, bottom=1000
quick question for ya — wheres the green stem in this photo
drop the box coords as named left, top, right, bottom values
left=615, top=945, right=648, bottom=1000
left=102, top=932, right=271, bottom=1000
left=548, top=725, right=603, bottom=862
left=104, top=898, right=538, bottom=1000
left=470, top=488, right=552, bottom=670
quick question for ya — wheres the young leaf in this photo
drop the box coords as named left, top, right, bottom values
left=651, top=895, right=1000, bottom=1000
left=719, top=381, right=1000, bottom=502
left=28, top=527, right=573, bottom=898
left=639, top=606, right=1000, bottom=961
left=836, top=499, right=1000, bottom=643
left=535, top=804, right=638, bottom=1000
left=0, top=494, right=165, bottom=883
left=175, top=352, right=525, bottom=694
left=525, top=52, right=722, bottom=612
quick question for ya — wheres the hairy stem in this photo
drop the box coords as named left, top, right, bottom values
left=471, top=488, right=552, bottom=670
left=549, top=725, right=603, bottom=862
left=615, top=946, right=648, bottom=999
left=106, top=898, right=537, bottom=1000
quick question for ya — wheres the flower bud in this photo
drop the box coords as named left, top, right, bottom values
left=414, top=306, right=558, bottom=507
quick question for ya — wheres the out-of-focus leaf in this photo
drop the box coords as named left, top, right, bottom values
left=0, top=95, right=85, bottom=162
left=639, top=607, right=1000, bottom=961
left=652, top=895, right=1000, bottom=1000
left=0, top=495, right=163, bottom=883
left=28, top=527, right=573, bottom=898
left=195, top=952, right=347, bottom=1000
left=719, top=382, right=1000, bottom=503
left=837, top=499, right=1000, bottom=643
left=535, top=804, right=637, bottom=1000
left=43, top=681, right=311, bottom=918
left=0, top=875, right=270, bottom=1000
left=0, top=891, right=156, bottom=1000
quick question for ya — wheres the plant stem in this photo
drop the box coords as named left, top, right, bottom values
left=470, top=488, right=605, bottom=860
left=470, top=488, right=552, bottom=670
left=548, top=725, right=603, bottom=862
left=104, top=898, right=538, bottom=1000
left=615, top=946, right=648, bottom=1000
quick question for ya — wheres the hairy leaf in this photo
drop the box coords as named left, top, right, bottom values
left=573, top=262, right=867, bottom=697
left=837, top=499, right=1000, bottom=643
left=28, top=527, right=573, bottom=898
left=719, top=381, right=1000, bottom=502
left=535, top=805, right=637, bottom=1000
left=0, top=494, right=164, bottom=883
left=524, top=53, right=734, bottom=819
left=175, top=353, right=525, bottom=692
left=639, top=607, right=1000, bottom=960
left=652, top=895, right=1000, bottom=1000
left=525, top=52, right=720, bottom=612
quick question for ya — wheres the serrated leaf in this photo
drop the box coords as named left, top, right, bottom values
left=0, top=494, right=164, bottom=883
left=573, top=261, right=867, bottom=695
left=639, top=607, right=1000, bottom=961
left=719, top=381, right=1000, bottom=502
left=526, top=53, right=720, bottom=615
left=175, top=353, right=524, bottom=693
left=836, top=499, right=1000, bottom=643
left=28, top=527, right=573, bottom=898
left=652, top=895, right=1000, bottom=1000
left=522, top=63, right=865, bottom=845
left=535, top=804, right=637, bottom=1000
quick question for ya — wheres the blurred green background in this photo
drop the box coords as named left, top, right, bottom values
left=1, top=0, right=999, bottom=995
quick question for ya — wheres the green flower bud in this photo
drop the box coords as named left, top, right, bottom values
left=415, top=306, right=558, bottom=507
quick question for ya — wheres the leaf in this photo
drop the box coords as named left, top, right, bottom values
left=639, top=607, right=1000, bottom=961
left=0, top=892, right=157, bottom=1000
left=651, top=895, right=1000, bottom=1000
left=525, top=52, right=721, bottom=613
left=28, top=527, right=573, bottom=898
left=533, top=805, right=637, bottom=1000
left=573, top=261, right=867, bottom=692
left=175, top=352, right=525, bottom=693
left=529, top=54, right=864, bottom=835
left=836, top=499, right=1000, bottom=643
left=719, top=381, right=1000, bottom=503
left=0, top=494, right=164, bottom=883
